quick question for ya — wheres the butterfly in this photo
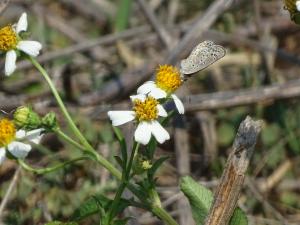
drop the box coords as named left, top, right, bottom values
left=180, top=40, right=226, bottom=79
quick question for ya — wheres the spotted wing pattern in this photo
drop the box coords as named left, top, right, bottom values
left=180, top=40, right=226, bottom=76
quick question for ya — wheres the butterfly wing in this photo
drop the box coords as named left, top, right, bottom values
left=180, top=41, right=226, bottom=75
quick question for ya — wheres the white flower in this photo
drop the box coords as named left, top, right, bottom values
left=0, top=12, right=42, bottom=76
left=107, top=94, right=170, bottom=145
left=0, top=120, right=44, bottom=165
left=297, top=1, right=300, bottom=11
left=137, top=81, right=185, bottom=114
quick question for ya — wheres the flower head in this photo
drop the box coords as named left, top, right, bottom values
left=0, top=118, right=43, bottom=165
left=108, top=94, right=170, bottom=145
left=155, top=65, right=182, bottom=94
left=137, top=65, right=185, bottom=114
left=0, top=13, right=42, bottom=76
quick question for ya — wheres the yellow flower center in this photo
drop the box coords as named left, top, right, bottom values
left=155, top=65, right=182, bottom=94
left=0, top=25, right=18, bottom=51
left=0, top=118, right=16, bottom=148
left=133, top=97, right=159, bottom=121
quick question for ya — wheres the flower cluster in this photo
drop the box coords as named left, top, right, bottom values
left=108, top=65, right=185, bottom=145
left=0, top=13, right=42, bottom=76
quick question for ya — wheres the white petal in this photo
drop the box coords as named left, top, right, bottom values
left=130, top=94, right=146, bottom=102
left=150, top=121, right=170, bottom=144
left=26, top=128, right=44, bottom=144
left=297, top=1, right=300, bottom=11
left=16, top=12, right=28, bottom=33
left=5, top=50, right=17, bottom=76
left=137, top=81, right=156, bottom=94
left=148, top=87, right=167, bottom=99
left=0, top=148, right=6, bottom=165
left=157, top=105, right=167, bottom=117
left=16, top=130, right=26, bottom=139
left=17, top=40, right=42, bottom=56
left=134, top=122, right=152, bottom=145
left=172, top=94, right=185, bottom=114
left=8, top=142, right=31, bottom=159
left=107, top=111, right=135, bottom=126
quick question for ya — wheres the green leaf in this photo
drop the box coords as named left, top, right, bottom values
left=229, top=208, right=248, bottom=225
left=148, top=156, right=169, bottom=179
left=114, top=0, right=133, bottom=32
left=71, top=195, right=104, bottom=221
left=180, top=176, right=213, bottom=224
left=180, top=176, right=248, bottom=225
left=71, top=194, right=132, bottom=222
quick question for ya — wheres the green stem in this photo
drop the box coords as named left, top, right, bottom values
left=29, top=56, right=122, bottom=180
left=55, top=128, right=86, bottom=151
left=18, top=156, right=88, bottom=174
left=28, top=57, right=178, bottom=225
left=28, top=56, right=93, bottom=152
left=105, top=143, right=140, bottom=224
left=152, top=206, right=178, bottom=225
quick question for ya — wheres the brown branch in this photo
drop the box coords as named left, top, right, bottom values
left=204, top=116, right=262, bottom=225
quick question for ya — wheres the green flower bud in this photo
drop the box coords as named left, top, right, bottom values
left=42, top=112, right=58, bottom=131
left=13, top=106, right=41, bottom=130
left=132, top=155, right=152, bottom=175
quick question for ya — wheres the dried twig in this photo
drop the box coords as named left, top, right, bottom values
left=204, top=116, right=262, bottom=225
left=137, top=0, right=174, bottom=50
left=0, top=167, right=21, bottom=223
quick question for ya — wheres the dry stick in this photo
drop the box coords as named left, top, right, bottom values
left=137, top=0, right=173, bottom=50
left=0, top=167, right=21, bottom=223
left=184, top=78, right=300, bottom=112
left=204, top=116, right=262, bottom=225
left=166, top=0, right=235, bottom=64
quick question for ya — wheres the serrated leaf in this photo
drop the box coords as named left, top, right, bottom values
left=180, top=176, right=248, bottom=225
left=180, top=176, right=213, bottom=224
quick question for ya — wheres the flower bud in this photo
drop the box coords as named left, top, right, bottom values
left=13, top=106, right=41, bottom=130
left=132, top=155, right=152, bottom=175
left=42, top=112, right=58, bottom=131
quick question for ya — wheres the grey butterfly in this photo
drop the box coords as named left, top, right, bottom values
left=180, top=40, right=226, bottom=77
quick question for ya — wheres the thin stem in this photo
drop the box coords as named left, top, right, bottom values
left=55, top=128, right=86, bottom=151
left=105, top=143, right=140, bottom=224
left=29, top=56, right=122, bottom=181
left=28, top=56, right=93, bottom=152
left=28, top=57, right=178, bottom=225
left=18, top=156, right=88, bottom=174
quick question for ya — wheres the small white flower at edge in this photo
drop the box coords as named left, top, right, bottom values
left=107, top=94, right=170, bottom=145
left=137, top=81, right=185, bottom=114
left=0, top=13, right=42, bottom=76
left=0, top=128, right=44, bottom=165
